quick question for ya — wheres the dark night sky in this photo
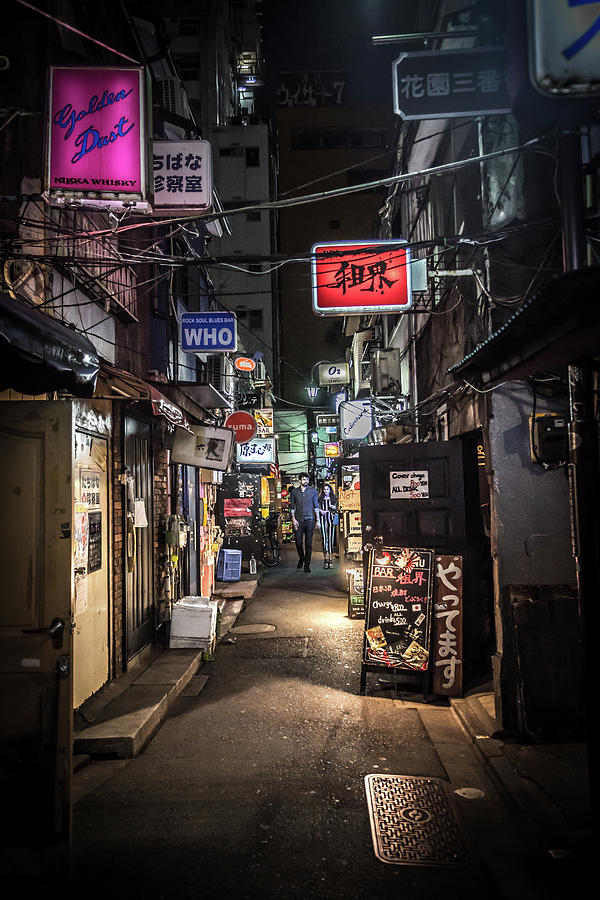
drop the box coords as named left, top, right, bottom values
left=261, top=0, right=421, bottom=107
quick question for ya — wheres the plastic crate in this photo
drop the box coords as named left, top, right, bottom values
left=217, top=548, right=242, bottom=582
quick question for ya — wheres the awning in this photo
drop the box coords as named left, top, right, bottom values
left=176, top=381, right=232, bottom=410
left=449, top=266, right=600, bottom=386
left=0, top=292, right=100, bottom=397
left=94, top=364, right=194, bottom=429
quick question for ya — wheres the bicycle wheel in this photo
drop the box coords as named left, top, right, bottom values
left=261, top=536, right=280, bottom=567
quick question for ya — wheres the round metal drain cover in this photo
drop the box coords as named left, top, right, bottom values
left=230, top=623, right=276, bottom=634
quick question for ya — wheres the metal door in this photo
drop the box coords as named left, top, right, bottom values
left=0, top=401, right=74, bottom=875
left=124, top=416, right=154, bottom=659
left=359, top=440, right=466, bottom=553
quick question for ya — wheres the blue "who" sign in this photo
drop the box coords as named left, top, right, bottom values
left=180, top=311, right=238, bottom=353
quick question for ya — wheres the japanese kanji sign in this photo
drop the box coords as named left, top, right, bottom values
left=393, top=48, right=510, bottom=119
left=528, top=0, right=600, bottom=95
left=311, top=240, right=412, bottom=316
left=432, top=555, right=463, bottom=696
left=153, top=140, right=212, bottom=211
left=277, top=71, right=347, bottom=107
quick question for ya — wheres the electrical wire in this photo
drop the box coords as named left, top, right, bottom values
left=14, top=0, right=141, bottom=64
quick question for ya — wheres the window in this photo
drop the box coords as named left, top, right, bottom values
left=219, top=146, right=244, bottom=157
left=245, top=147, right=260, bottom=167
left=278, top=432, right=306, bottom=453
left=246, top=210, right=262, bottom=222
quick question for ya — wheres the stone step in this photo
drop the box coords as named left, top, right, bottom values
left=73, top=649, right=202, bottom=759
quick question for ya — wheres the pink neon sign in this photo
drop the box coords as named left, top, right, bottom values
left=47, top=67, right=145, bottom=198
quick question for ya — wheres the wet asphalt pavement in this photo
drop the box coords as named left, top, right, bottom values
left=71, top=545, right=564, bottom=900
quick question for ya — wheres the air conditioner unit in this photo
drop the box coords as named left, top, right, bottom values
left=253, top=360, right=267, bottom=385
left=370, top=349, right=402, bottom=396
left=158, top=77, right=191, bottom=119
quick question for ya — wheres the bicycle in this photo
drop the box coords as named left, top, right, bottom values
left=260, top=512, right=281, bottom=567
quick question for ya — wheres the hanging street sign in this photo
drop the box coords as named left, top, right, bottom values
left=224, top=410, right=257, bottom=444
left=234, top=356, right=256, bottom=372
left=316, top=413, right=339, bottom=427
left=236, top=437, right=276, bottom=465
left=339, top=399, right=373, bottom=441
left=312, top=241, right=412, bottom=316
left=180, top=311, right=237, bottom=353
left=317, top=362, right=350, bottom=386
left=153, top=139, right=212, bottom=212
left=46, top=66, right=150, bottom=211
left=392, top=47, right=511, bottom=120
left=527, top=0, right=600, bottom=96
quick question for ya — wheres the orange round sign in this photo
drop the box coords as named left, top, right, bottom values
left=225, top=411, right=257, bottom=443
left=234, top=356, right=256, bottom=372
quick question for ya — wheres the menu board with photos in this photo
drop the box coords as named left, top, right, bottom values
left=363, top=547, right=434, bottom=671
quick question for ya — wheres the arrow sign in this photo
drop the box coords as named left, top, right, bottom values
left=180, top=311, right=238, bottom=353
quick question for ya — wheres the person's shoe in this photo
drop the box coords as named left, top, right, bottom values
left=297, top=559, right=304, bottom=569
left=304, top=565, right=311, bottom=573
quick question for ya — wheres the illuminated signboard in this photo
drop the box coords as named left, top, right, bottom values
left=318, top=362, right=350, bottom=386
left=153, top=140, right=212, bottom=211
left=180, top=311, right=237, bottom=353
left=311, top=240, right=412, bottom=316
left=236, top=437, right=276, bottom=465
left=324, top=442, right=341, bottom=458
left=46, top=66, right=149, bottom=211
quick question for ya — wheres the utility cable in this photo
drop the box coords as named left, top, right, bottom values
left=14, top=0, right=141, bottom=64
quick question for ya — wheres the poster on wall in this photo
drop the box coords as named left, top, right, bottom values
left=46, top=66, right=150, bottom=210
left=363, top=547, right=434, bottom=671
left=390, top=469, right=429, bottom=499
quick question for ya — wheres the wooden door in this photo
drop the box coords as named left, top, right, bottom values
left=359, top=440, right=466, bottom=553
left=0, top=401, right=74, bottom=875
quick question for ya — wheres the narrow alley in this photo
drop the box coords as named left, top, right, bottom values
left=70, top=546, right=577, bottom=900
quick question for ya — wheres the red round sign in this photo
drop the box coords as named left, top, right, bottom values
left=234, top=356, right=256, bottom=372
left=225, top=411, right=257, bottom=444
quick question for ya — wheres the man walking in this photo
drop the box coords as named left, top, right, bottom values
left=290, top=473, right=320, bottom=572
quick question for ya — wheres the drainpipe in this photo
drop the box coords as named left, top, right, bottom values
left=558, top=130, right=596, bottom=759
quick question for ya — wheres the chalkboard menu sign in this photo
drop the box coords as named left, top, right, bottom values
left=88, top=511, right=102, bottom=573
left=363, top=547, right=434, bottom=670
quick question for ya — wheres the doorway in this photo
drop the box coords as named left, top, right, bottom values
left=124, top=416, right=154, bottom=660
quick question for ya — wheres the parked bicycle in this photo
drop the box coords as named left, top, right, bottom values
left=260, top=512, right=281, bottom=567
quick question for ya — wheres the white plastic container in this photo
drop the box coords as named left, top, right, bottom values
left=169, top=596, right=218, bottom=649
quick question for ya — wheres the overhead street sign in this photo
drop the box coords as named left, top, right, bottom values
left=180, top=311, right=237, bottom=353
left=528, top=0, right=600, bottom=96
left=393, top=47, right=511, bottom=120
left=311, top=240, right=412, bottom=316
left=316, top=414, right=339, bottom=427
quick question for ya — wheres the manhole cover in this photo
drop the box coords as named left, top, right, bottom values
left=365, top=774, right=477, bottom=867
left=233, top=636, right=312, bottom=658
left=230, top=624, right=276, bottom=634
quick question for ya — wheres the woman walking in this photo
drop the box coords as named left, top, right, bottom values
left=318, top=483, right=338, bottom=568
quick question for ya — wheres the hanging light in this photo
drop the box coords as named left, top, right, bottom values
left=305, top=384, right=319, bottom=401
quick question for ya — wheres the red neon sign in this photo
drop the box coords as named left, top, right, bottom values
left=311, top=240, right=412, bottom=316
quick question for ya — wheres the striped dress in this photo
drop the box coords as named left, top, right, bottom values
left=320, top=497, right=337, bottom=554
